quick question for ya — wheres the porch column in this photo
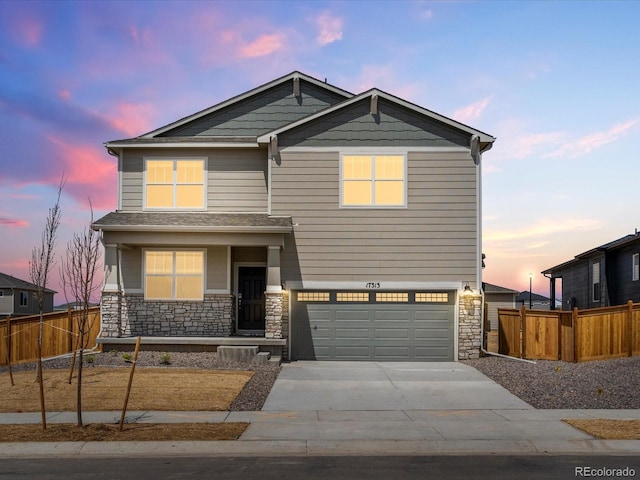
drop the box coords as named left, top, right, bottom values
left=101, top=244, right=124, bottom=337
left=549, top=276, right=556, bottom=311
left=265, top=246, right=283, bottom=339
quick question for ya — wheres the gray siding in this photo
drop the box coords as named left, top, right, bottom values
left=278, top=99, right=470, bottom=148
left=0, top=290, right=13, bottom=315
left=207, top=246, right=228, bottom=290
left=485, top=294, right=515, bottom=330
left=120, top=148, right=268, bottom=212
left=161, top=81, right=347, bottom=137
left=272, top=151, right=478, bottom=284
left=122, top=248, right=142, bottom=290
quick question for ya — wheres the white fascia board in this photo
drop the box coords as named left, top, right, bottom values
left=93, top=225, right=292, bottom=234
left=104, top=142, right=260, bottom=149
left=281, top=146, right=470, bottom=153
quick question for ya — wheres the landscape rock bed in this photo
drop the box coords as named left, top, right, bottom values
left=464, top=355, right=640, bottom=409
left=1, top=351, right=280, bottom=412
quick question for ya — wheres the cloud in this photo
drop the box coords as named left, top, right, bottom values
left=451, top=96, right=492, bottom=123
left=315, top=11, right=343, bottom=46
left=13, top=17, right=43, bottom=47
left=544, top=118, right=639, bottom=159
left=238, top=33, right=286, bottom=58
left=47, top=137, right=117, bottom=210
left=104, top=102, right=156, bottom=137
left=484, top=218, right=601, bottom=243
left=0, top=217, right=29, bottom=228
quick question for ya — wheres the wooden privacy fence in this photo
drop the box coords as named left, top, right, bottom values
left=498, top=301, right=640, bottom=362
left=0, top=307, right=101, bottom=366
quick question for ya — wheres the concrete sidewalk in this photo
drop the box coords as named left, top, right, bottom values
left=0, top=361, right=638, bottom=457
left=0, top=408, right=639, bottom=457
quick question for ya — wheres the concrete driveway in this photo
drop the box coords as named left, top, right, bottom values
left=262, top=361, right=531, bottom=411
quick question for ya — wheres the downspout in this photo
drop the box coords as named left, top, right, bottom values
left=474, top=139, right=535, bottom=363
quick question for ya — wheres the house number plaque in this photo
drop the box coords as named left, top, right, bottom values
left=365, top=282, right=381, bottom=289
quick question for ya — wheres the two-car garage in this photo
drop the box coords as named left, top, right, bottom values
left=291, top=291, right=456, bottom=361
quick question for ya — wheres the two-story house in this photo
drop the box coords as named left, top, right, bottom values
left=0, top=272, right=55, bottom=319
left=92, top=71, right=495, bottom=361
left=542, top=230, right=640, bottom=310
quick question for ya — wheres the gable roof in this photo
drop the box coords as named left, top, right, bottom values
left=542, top=231, right=640, bottom=274
left=106, top=72, right=353, bottom=149
left=516, top=291, right=551, bottom=303
left=483, top=282, right=519, bottom=294
left=0, top=272, right=56, bottom=294
left=257, top=88, right=496, bottom=150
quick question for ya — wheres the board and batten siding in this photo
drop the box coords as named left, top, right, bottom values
left=120, top=148, right=268, bottom=213
left=272, top=150, right=478, bottom=284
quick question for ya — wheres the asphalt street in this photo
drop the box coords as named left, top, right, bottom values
left=1, top=456, right=639, bottom=480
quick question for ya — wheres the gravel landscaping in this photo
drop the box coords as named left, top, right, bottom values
left=463, top=355, right=640, bottom=409
left=1, top=351, right=280, bottom=412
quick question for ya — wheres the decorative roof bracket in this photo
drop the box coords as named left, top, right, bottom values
left=370, top=93, right=379, bottom=115
left=293, top=75, right=301, bottom=98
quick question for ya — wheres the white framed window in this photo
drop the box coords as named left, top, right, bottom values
left=633, top=253, right=639, bottom=281
left=144, top=158, right=206, bottom=209
left=592, top=262, right=601, bottom=302
left=340, top=154, right=406, bottom=207
left=144, top=250, right=204, bottom=300
left=19, top=291, right=28, bottom=307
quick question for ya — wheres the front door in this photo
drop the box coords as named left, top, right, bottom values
left=237, top=266, right=266, bottom=334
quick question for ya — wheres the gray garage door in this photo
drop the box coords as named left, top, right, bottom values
left=291, top=291, right=455, bottom=361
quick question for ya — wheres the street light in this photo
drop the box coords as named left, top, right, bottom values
left=528, top=272, right=533, bottom=309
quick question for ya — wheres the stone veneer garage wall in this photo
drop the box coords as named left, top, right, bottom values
left=458, top=293, right=482, bottom=360
left=101, top=293, right=234, bottom=337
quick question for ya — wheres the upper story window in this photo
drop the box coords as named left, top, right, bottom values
left=633, top=253, right=639, bottom=281
left=341, top=154, right=406, bottom=207
left=145, top=159, right=205, bottom=209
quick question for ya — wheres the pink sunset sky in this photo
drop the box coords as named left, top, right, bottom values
left=1, top=1, right=639, bottom=304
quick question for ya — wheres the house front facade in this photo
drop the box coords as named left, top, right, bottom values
left=542, top=231, right=640, bottom=309
left=93, top=72, right=495, bottom=361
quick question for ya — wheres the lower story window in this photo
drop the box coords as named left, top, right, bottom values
left=19, top=291, right=28, bottom=307
left=145, top=250, right=204, bottom=300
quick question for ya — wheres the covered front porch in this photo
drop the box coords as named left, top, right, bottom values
left=93, top=213, right=292, bottom=357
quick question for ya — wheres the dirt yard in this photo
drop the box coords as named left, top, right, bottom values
left=0, top=367, right=254, bottom=441
left=2, top=367, right=253, bottom=412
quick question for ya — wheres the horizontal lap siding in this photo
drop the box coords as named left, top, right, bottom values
left=120, top=148, right=267, bottom=212
left=273, top=151, right=477, bottom=283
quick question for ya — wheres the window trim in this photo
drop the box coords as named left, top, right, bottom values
left=339, top=153, right=407, bottom=208
left=143, top=249, right=206, bottom=301
left=633, top=253, right=639, bottom=282
left=143, top=157, right=207, bottom=211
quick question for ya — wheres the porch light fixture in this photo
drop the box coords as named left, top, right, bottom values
left=462, top=283, right=474, bottom=313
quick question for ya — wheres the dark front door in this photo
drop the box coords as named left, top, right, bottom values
left=237, top=266, right=266, bottom=333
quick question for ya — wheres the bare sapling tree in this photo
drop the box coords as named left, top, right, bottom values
left=59, top=202, right=101, bottom=427
left=29, top=178, right=64, bottom=430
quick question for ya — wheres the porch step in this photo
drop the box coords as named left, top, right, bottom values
left=217, top=345, right=260, bottom=364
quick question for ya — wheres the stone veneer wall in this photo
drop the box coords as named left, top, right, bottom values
left=281, top=290, right=289, bottom=360
left=264, top=292, right=283, bottom=340
left=458, top=293, right=482, bottom=360
left=101, top=292, right=234, bottom=337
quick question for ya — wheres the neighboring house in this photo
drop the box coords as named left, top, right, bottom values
left=515, top=291, right=556, bottom=310
left=92, top=71, right=495, bottom=361
left=483, top=282, right=518, bottom=331
left=0, top=272, right=55, bottom=318
left=542, top=230, right=640, bottom=309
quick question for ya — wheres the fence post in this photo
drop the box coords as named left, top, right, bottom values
left=5, top=317, right=13, bottom=385
left=520, top=304, right=526, bottom=359
left=67, top=307, right=73, bottom=354
left=628, top=300, right=634, bottom=357
left=557, top=311, right=562, bottom=360
left=572, top=307, right=579, bottom=363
